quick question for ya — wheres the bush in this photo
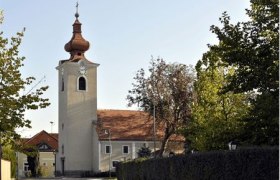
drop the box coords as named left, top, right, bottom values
left=137, top=146, right=152, bottom=158
left=116, top=147, right=279, bottom=180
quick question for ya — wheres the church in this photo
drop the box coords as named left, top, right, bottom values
left=54, top=8, right=184, bottom=177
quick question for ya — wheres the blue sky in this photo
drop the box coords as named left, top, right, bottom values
left=1, top=0, right=250, bottom=137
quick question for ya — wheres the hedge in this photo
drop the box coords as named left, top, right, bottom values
left=116, top=147, right=278, bottom=180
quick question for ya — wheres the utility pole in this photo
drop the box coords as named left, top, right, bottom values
left=153, top=104, right=156, bottom=156
left=151, top=57, right=156, bottom=157
left=104, top=129, right=111, bottom=178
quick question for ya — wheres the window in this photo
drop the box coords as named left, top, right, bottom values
left=38, top=143, right=50, bottom=150
left=61, top=78, right=64, bottom=91
left=62, top=123, right=64, bottom=130
left=105, top=145, right=111, bottom=154
left=112, top=161, right=119, bottom=168
left=24, top=162, right=29, bottom=171
left=62, top=145, right=64, bottom=154
left=78, top=77, right=86, bottom=90
left=42, top=162, right=47, bottom=166
left=123, top=145, right=129, bottom=154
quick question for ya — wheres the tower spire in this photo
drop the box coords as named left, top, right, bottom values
left=75, top=2, right=79, bottom=19
left=64, top=2, right=90, bottom=60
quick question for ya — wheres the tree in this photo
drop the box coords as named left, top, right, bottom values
left=27, top=148, right=39, bottom=177
left=127, top=58, right=195, bottom=157
left=207, top=0, right=279, bottom=145
left=0, top=12, right=50, bottom=145
left=186, top=50, right=251, bottom=151
left=137, top=145, right=152, bottom=158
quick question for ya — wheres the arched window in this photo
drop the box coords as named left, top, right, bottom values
left=78, top=77, right=86, bottom=90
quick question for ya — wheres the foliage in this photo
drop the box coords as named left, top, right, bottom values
left=137, top=146, right=152, bottom=158
left=0, top=12, right=50, bottom=145
left=116, top=147, right=279, bottom=180
left=127, top=58, right=195, bottom=156
left=37, top=165, right=50, bottom=177
left=207, top=0, right=279, bottom=145
left=186, top=50, right=251, bottom=151
left=27, top=148, right=40, bottom=177
left=2, top=145, right=17, bottom=178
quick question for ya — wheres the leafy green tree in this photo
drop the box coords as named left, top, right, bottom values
left=127, top=58, right=195, bottom=157
left=0, top=12, right=50, bottom=145
left=186, top=50, right=251, bottom=151
left=208, top=1, right=278, bottom=145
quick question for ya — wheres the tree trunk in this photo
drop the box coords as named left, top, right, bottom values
left=158, top=129, right=172, bottom=157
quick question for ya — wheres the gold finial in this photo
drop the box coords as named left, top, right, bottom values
left=75, top=2, right=79, bottom=19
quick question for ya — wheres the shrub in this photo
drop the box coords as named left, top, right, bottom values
left=137, top=146, right=152, bottom=158
left=116, top=147, right=278, bottom=180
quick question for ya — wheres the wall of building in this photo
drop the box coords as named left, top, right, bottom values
left=99, top=140, right=185, bottom=172
left=1, top=159, right=11, bottom=180
left=92, top=124, right=100, bottom=172
left=39, top=152, right=55, bottom=177
left=17, top=152, right=55, bottom=178
left=56, top=60, right=99, bottom=174
left=99, top=140, right=162, bottom=172
left=17, top=152, right=27, bottom=178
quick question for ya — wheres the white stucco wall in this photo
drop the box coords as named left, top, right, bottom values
left=1, top=159, right=11, bottom=180
left=17, top=152, right=55, bottom=178
left=99, top=140, right=161, bottom=172
left=56, top=59, right=99, bottom=173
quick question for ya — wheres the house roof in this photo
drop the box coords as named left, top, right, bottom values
left=24, top=130, right=58, bottom=151
left=21, top=110, right=184, bottom=150
left=96, top=109, right=184, bottom=142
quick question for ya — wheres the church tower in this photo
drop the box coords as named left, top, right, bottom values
left=56, top=6, right=99, bottom=176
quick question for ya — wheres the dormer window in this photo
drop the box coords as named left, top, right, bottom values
left=78, top=77, right=86, bottom=90
left=38, top=143, right=51, bottom=150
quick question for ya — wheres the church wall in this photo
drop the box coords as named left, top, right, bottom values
left=98, top=140, right=162, bottom=172
left=56, top=61, right=98, bottom=174
left=92, top=124, right=100, bottom=172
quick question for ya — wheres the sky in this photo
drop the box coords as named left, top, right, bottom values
left=1, top=0, right=250, bottom=137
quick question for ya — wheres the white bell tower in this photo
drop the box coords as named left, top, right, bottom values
left=56, top=5, right=99, bottom=176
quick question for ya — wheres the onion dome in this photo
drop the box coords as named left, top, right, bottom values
left=64, top=12, right=90, bottom=60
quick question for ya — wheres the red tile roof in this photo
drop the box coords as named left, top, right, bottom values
left=24, top=130, right=58, bottom=151
left=96, top=110, right=184, bottom=142
left=49, top=133, right=58, bottom=140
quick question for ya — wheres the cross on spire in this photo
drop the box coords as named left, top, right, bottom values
left=75, top=2, right=79, bottom=19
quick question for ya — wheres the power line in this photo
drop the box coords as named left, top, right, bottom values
left=25, top=75, right=46, bottom=95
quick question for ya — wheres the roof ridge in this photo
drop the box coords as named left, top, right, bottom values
left=24, top=130, right=45, bottom=144
left=25, top=130, right=58, bottom=144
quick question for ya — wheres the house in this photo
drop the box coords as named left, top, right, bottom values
left=17, top=130, right=58, bottom=178
left=96, top=109, right=184, bottom=172
left=17, top=109, right=184, bottom=177
left=53, top=6, right=185, bottom=177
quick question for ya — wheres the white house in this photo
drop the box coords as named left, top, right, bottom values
left=17, top=130, right=58, bottom=178
left=55, top=8, right=184, bottom=177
